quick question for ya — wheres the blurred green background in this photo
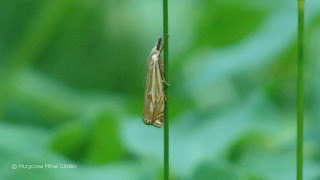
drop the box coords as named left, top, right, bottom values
left=1, top=0, right=320, bottom=179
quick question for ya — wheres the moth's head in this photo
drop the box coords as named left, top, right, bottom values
left=155, top=37, right=162, bottom=51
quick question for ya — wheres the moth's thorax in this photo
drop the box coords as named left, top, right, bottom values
left=150, top=50, right=160, bottom=62
left=152, top=54, right=159, bottom=60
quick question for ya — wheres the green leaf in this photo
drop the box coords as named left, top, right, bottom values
left=86, top=112, right=125, bottom=164
left=50, top=121, right=90, bottom=162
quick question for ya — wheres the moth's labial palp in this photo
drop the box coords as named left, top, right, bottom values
left=156, top=37, right=162, bottom=50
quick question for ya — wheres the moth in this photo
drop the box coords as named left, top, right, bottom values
left=143, top=36, right=168, bottom=128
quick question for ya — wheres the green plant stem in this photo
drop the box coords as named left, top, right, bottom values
left=297, top=0, right=304, bottom=180
left=163, top=0, right=169, bottom=179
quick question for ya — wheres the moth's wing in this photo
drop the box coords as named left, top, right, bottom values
left=143, top=52, right=165, bottom=128
left=151, top=56, right=165, bottom=128
left=142, top=51, right=154, bottom=87
left=143, top=52, right=156, bottom=125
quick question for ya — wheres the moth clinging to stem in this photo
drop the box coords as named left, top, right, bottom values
left=143, top=36, right=169, bottom=128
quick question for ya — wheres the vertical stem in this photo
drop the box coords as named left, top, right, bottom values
left=297, top=0, right=304, bottom=180
left=163, top=0, right=169, bottom=179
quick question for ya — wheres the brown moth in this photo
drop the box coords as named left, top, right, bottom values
left=143, top=36, right=168, bottom=128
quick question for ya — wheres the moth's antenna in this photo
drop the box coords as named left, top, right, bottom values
left=159, top=34, right=169, bottom=53
left=156, top=37, right=162, bottom=50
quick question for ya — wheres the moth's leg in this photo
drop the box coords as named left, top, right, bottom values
left=158, top=58, right=169, bottom=86
left=162, top=78, right=169, bottom=86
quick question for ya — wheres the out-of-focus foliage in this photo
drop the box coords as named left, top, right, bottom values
left=0, top=0, right=320, bottom=179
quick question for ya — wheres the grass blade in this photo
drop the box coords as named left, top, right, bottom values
left=297, top=0, right=305, bottom=180
left=163, top=0, right=169, bottom=179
